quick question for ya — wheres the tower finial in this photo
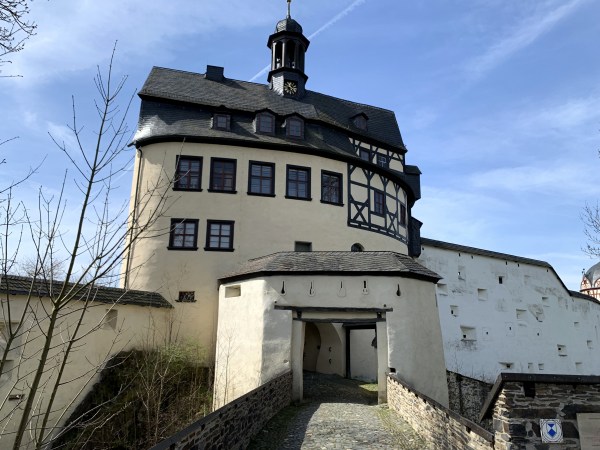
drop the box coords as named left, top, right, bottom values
left=287, top=0, right=292, bottom=18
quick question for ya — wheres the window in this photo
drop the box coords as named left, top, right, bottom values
left=399, top=204, right=407, bottom=227
left=359, top=148, right=371, bottom=162
left=213, top=114, right=230, bottom=131
left=321, top=171, right=342, bottom=205
left=210, top=158, right=236, bottom=192
left=174, top=156, right=202, bottom=191
left=351, top=243, right=364, bottom=252
left=248, top=162, right=275, bottom=196
left=353, top=115, right=368, bottom=130
left=376, top=154, right=389, bottom=168
left=286, top=165, right=311, bottom=200
left=206, top=220, right=234, bottom=251
left=373, top=189, right=385, bottom=216
left=256, top=112, right=275, bottom=134
left=169, top=219, right=199, bottom=250
left=286, top=117, right=304, bottom=139
left=295, top=241, right=312, bottom=252
left=177, top=291, right=196, bottom=303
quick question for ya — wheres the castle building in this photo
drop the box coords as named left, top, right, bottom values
left=123, top=6, right=447, bottom=405
left=581, top=262, right=600, bottom=300
left=122, top=4, right=600, bottom=407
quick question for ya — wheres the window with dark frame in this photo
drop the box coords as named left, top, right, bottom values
left=359, top=148, right=371, bottom=162
left=321, top=171, right=342, bottom=205
left=256, top=112, right=275, bottom=134
left=376, top=154, right=389, bottom=168
left=286, top=166, right=311, bottom=200
left=295, top=241, right=312, bottom=252
left=353, top=115, right=367, bottom=130
left=400, top=204, right=407, bottom=227
left=174, top=156, right=202, bottom=191
left=210, top=158, right=236, bottom=192
left=206, top=220, right=234, bottom=251
left=248, top=162, right=275, bottom=196
left=168, top=219, right=199, bottom=250
left=373, top=190, right=385, bottom=216
left=286, top=117, right=304, bottom=139
left=177, top=291, right=196, bottom=303
left=213, top=114, right=230, bottom=131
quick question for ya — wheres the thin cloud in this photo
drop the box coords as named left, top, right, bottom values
left=249, top=0, right=368, bottom=82
left=465, top=0, right=586, bottom=80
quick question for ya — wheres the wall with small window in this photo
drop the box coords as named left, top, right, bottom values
left=418, top=242, right=600, bottom=383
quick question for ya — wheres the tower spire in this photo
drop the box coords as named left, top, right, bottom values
left=287, top=0, right=292, bottom=18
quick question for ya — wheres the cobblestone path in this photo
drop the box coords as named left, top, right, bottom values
left=249, top=373, right=429, bottom=450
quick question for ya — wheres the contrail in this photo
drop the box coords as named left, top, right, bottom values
left=249, top=0, right=368, bottom=82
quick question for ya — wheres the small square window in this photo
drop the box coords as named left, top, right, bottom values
left=174, top=156, right=202, bottom=191
left=210, top=158, right=237, bottom=192
left=376, top=154, right=389, bottom=168
left=169, top=219, right=199, bottom=250
left=205, top=220, right=234, bottom=251
left=295, top=241, right=312, bottom=252
left=321, top=171, right=342, bottom=205
left=213, top=114, right=230, bottom=131
left=359, top=148, right=371, bottom=162
left=177, top=291, right=196, bottom=303
left=256, top=112, right=275, bottom=134
left=286, top=117, right=304, bottom=139
left=286, top=165, right=311, bottom=200
left=373, top=189, right=385, bottom=216
left=248, top=162, right=275, bottom=196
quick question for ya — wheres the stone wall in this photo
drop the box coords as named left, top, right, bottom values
left=387, top=374, right=494, bottom=450
left=481, top=373, right=600, bottom=450
left=151, top=371, right=292, bottom=450
left=447, top=370, right=493, bottom=430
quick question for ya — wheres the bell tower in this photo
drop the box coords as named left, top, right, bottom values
left=267, top=0, right=310, bottom=98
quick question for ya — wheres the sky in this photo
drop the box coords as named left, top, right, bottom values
left=0, top=0, right=599, bottom=289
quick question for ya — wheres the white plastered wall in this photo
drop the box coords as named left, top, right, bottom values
left=123, top=141, right=410, bottom=361
left=418, top=244, right=600, bottom=382
left=0, top=294, right=171, bottom=448
left=213, top=274, right=449, bottom=407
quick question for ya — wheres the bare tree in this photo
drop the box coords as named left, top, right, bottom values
left=583, top=203, right=600, bottom=258
left=0, top=0, right=38, bottom=75
left=0, top=45, right=175, bottom=449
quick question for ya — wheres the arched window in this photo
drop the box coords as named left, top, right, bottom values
left=351, top=243, right=364, bottom=252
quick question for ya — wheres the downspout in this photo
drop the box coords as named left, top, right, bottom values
left=123, top=146, right=143, bottom=290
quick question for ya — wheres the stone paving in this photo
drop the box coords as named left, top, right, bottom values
left=249, top=372, right=429, bottom=450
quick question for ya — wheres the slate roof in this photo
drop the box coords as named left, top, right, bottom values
left=420, top=238, right=552, bottom=269
left=134, top=67, right=405, bottom=152
left=0, top=275, right=172, bottom=308
left=219, top=251, right=441, bottom=283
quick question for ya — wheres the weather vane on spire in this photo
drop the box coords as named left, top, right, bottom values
left=287, top=0, right=292, bottom=18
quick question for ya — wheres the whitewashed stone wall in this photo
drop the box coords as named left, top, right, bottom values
left=418, top=241, right=600, bottom=382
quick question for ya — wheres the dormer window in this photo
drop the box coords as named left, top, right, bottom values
left=256, top=112, right=275, bottom=135
left=213, top=114, right=230, bottom=131
left=286, top=117, right=304, bottom=139
left=352, top=114, right=368, bottom=130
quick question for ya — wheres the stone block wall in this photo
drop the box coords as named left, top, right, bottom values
left=388, top=374, right=494, bottom=450
left=447, top=371, right=493, bottom=430
left=486, top=374, right=600, bottom=450
left=151, top=371, right=292, bottom=450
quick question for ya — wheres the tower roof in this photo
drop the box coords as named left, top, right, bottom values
left=583, top=261, right=600, bottom=285
left=275, top=17, right=303, bottom=33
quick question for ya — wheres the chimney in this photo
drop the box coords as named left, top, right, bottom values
left=205, top=65, right=224, bottom=81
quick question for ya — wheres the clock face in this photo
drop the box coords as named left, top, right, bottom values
left=284, top=80, right=298, bottom=95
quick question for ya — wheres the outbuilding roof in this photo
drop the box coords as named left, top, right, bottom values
left=135, top=67, right=405, bottom=151
left=219, top=251, right=441, bottom=283
left=0, top=275, right=172, bottom=309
